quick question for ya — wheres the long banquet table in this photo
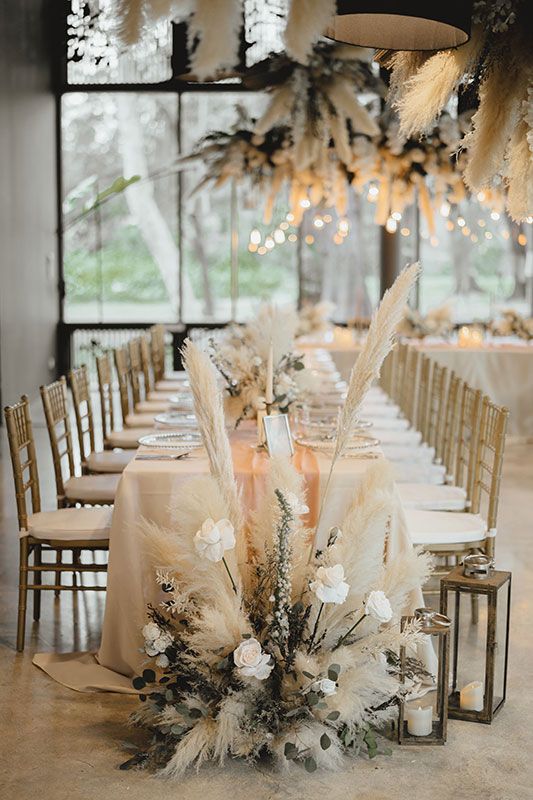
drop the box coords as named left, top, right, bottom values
left=300, top=333, right=533, bottom=437
left=34, top=419, right=428, bottom=693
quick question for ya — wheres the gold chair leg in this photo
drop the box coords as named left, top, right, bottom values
left=33, top=544, right=42, bottom=621
left=55, top=549, right=62, bottom=597
left=17, top=539, right=29, bottom=652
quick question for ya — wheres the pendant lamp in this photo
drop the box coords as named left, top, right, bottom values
left=325, top=1, right=473, bottom=51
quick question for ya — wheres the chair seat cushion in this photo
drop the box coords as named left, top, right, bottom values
left=64, top=474, right=120, bottom=503
left=26, top=508, right=112, bottom=541
left=398, top=483, right=467, bottom=511
left=360, top=402, right=401, bottom=418
left=106, top=428, right=153, bottom=449
left=405, top=509, right=487, bottom=545
left=381, top=443, right=435, bottom=463
left=372, top=428, right=422, bottom=446
left=125, top=412, right=158, bottom=427
left=156, top=375, right=190, bottom=391
left=135, top=400, right=170, bottom=413
left=86, top=450, right=134, bottom=473
left=147, top=390, right=179, bottom=401
left=393, top=462, right=446, bottom=485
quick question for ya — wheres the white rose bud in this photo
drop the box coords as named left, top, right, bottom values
left=156, top=653, right=170, bottom=669
left=364, top=590, right=393, bottom=624
left=194, top=518, right=235, bottom=563
left=310, top=564, right=349, bottom=605
left=313, top=678, right=337, bottom=696
left=233, top=638, right=273, bottom=681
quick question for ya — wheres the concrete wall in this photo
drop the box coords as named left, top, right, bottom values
left=0, top=0, right=58, bottom=408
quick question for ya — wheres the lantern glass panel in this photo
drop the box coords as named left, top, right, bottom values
left=450, top=590, right=489, bottom=710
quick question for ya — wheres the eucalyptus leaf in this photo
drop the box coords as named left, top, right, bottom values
left=320, top=733, right=331, bottom=751
left=327, top=710, right=341, bottom=721
left=304, top=756, right=317, bottom=773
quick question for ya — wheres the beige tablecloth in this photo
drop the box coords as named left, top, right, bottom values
left=34, top=422, right=424, bottom=693
left=307, top=340, right=533, bottom=437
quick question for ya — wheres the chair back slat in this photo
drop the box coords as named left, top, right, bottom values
left=399, top=346, right=419, bottom=423
left=425, top=361, right=447, bottom=450
left=416, top=354, right=432, bottom=439
left=114, top=346, right=132, bottom=423
left=40, top=378, right=76, bottom=500
left=69, top=365, right=96, bottom=464
left=140, top=336, right=154, bottom=394
left=4, top=396, right=41, bottom=528
left=150, top=324, right=166, bottom=383
left=96, top=353, right=114, bottom=441
left=440, top=371, right=462, bottom=471
left=454, top=384, right=483, bottom=498
left=471, top=398, right=509, bottom=542
left=128, top=338, right=143, bottom=406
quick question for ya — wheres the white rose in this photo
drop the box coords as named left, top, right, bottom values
left=284, top=491, right=309, bottom=516
left=194, top=518, right=235, bottom=563
left=152, top=631, right=173, bottom=654
left=233, top=638, right=273, bottom=681
left=252, top=356, right=262, bottom=366
left=156, top=653, right=170, bottom=669
left=313, top=678, right=337, bottom=696
left=310, top=564, right=349, bottom=605
left=142, top=622, right=161, bottom=643
left=364, top=590, right=393, bottom=624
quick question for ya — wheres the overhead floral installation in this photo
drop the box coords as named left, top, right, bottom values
left=113, top=1, right=531, bottom=221
left=385, top=1, right=533, bottom=221
left=121, top=266, right=432, bottom=777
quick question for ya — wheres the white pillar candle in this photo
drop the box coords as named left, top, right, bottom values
left=460, top=681, right=484, bottom=711
left=265, top=341, right=274, bottom=405
left=406, top=705, right=433, bottom=737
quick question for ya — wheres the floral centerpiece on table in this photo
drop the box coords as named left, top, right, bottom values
left=397, top=303, right=454, bottom=340
left=122, top=265, right=431, bottom=777
left=208, top=305, right=315, bottom=425
left=489, top=309, right=533, bottom=340
left=296, top=301, right=336, bottom=338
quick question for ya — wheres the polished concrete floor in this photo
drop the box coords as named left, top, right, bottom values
left=1, top=420, right=532, bottom=800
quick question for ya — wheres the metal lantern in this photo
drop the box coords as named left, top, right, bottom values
left=398, top=608, right=450, bottom=745
left=440, top=556, right=511, bottom=724
left=325, top=1, right=473, bottom=51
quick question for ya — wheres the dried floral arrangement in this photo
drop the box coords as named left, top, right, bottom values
left=386, top=1, right=533, bottom=222
left=296, top=301, right=336, bottom=338
left=489, top=309, right=533, bottom=340
left=397, top=304, right=454, bottom=340
left=121, top=265, right=430, bottom=777
left=208, top=305, right=314, bottom=425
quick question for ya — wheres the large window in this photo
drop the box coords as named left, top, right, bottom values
left=61, top=90, right=382, bottom=324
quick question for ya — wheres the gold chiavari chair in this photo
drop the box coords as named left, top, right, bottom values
left=5, top=396, right=111, bottom=651
left=398, top=377, right=473, bottom=511
left=415, top=355, right=433, bottom=442
left=140, top=335, right=183, bottom=400
left=127, top=338, right=169, bottom=414
left=96, top=353, right=152, bottom=450
left=398, top=346, right=420, bottom=425
left=404, top=388, right=508, bottom=565
left=113, top=346, right=157, bottom=429
left=69, top=365, right=133, bottom=473
left=425, top=361, right=448, bottom=456
left=150, top=324, right=188, bottom=391
left=40, top=378, right=120, bottom=507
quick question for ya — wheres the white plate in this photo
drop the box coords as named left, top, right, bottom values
left=168, top=394, right=194, bottom=408
left=154, top=412, right=197, bottom=427
left=138, top=432, right=203, bottom=449
left=295, top=434, right=380, bottom=452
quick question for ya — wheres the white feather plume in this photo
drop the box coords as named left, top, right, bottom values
left=284, top=0, right=336, bottom=64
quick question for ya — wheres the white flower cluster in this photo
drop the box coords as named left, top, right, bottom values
left=142, top=622, right=173, bottom=668
left=233, top=638, right=273, bottom=681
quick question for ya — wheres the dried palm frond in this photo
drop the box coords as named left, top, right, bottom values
left=463, top=65, right=525, bottom=191
left=182, top=340, right=243, bottom=535
left=506, top=118, right=533, bottom=222
left=396, top=28, right=484, bottom=137
left=284, top=0, right=336, bottom=64
left=189, top=0, right=242, bottom=80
